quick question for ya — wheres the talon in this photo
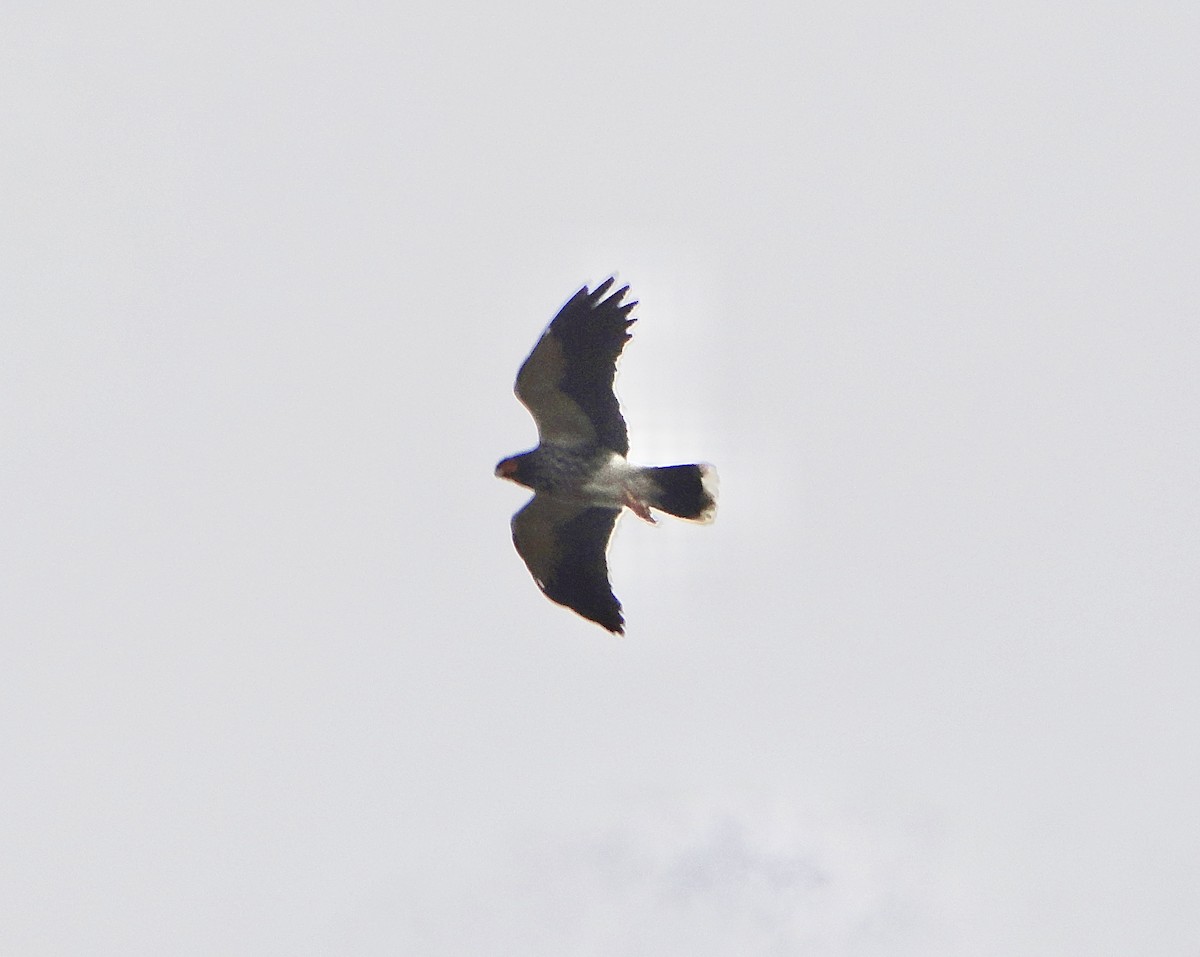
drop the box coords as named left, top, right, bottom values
left=624, top=490, right=656, bottom=524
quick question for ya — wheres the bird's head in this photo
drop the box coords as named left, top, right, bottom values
left=494, top=454, right=530, bottom=488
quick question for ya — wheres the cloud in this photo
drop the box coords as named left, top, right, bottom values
left=385, top=797, right=967, bottom=957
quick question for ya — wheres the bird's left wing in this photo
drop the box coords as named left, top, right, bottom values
left=510, top=495, right=624, bottom=634
left=514, top=279, right=637, bottom=455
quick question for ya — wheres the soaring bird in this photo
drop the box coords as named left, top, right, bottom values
left=495, top=278, right=718, bottom=634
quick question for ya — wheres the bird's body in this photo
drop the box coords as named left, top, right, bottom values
left=495, top=279, right=718, bottom=634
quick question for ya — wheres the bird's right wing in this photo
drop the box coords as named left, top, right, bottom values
left=510, top=495, right=624, bottom=634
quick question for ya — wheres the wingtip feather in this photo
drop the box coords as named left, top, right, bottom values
left=591, top=277, right=616, bottom=299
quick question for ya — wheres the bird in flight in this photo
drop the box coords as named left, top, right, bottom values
left=495, top=278, right=718, bottom=634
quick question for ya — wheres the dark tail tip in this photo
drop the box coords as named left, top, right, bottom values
left=646, top=464, right=719, bottom=523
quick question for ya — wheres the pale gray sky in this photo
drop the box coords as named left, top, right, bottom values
left=4, top=3, right=1198, bottom=954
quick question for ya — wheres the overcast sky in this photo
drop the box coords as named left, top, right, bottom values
left=4, top=3, right=1198, bottom=954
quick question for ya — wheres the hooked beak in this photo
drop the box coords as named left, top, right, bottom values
left=495, top=458, right=518, bottom=480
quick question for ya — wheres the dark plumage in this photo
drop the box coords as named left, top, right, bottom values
left=495, top=278, right=718, bottom=634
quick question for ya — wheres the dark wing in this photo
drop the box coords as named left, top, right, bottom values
left=514, top=279, right=637, bottom=455
left=510, top=495, right=624, bottom=634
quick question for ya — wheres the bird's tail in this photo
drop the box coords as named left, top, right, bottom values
left=644, top=464, right=719, bottom=524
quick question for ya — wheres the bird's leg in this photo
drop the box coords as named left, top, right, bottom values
left=623, top=489, right=657, bottom=525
